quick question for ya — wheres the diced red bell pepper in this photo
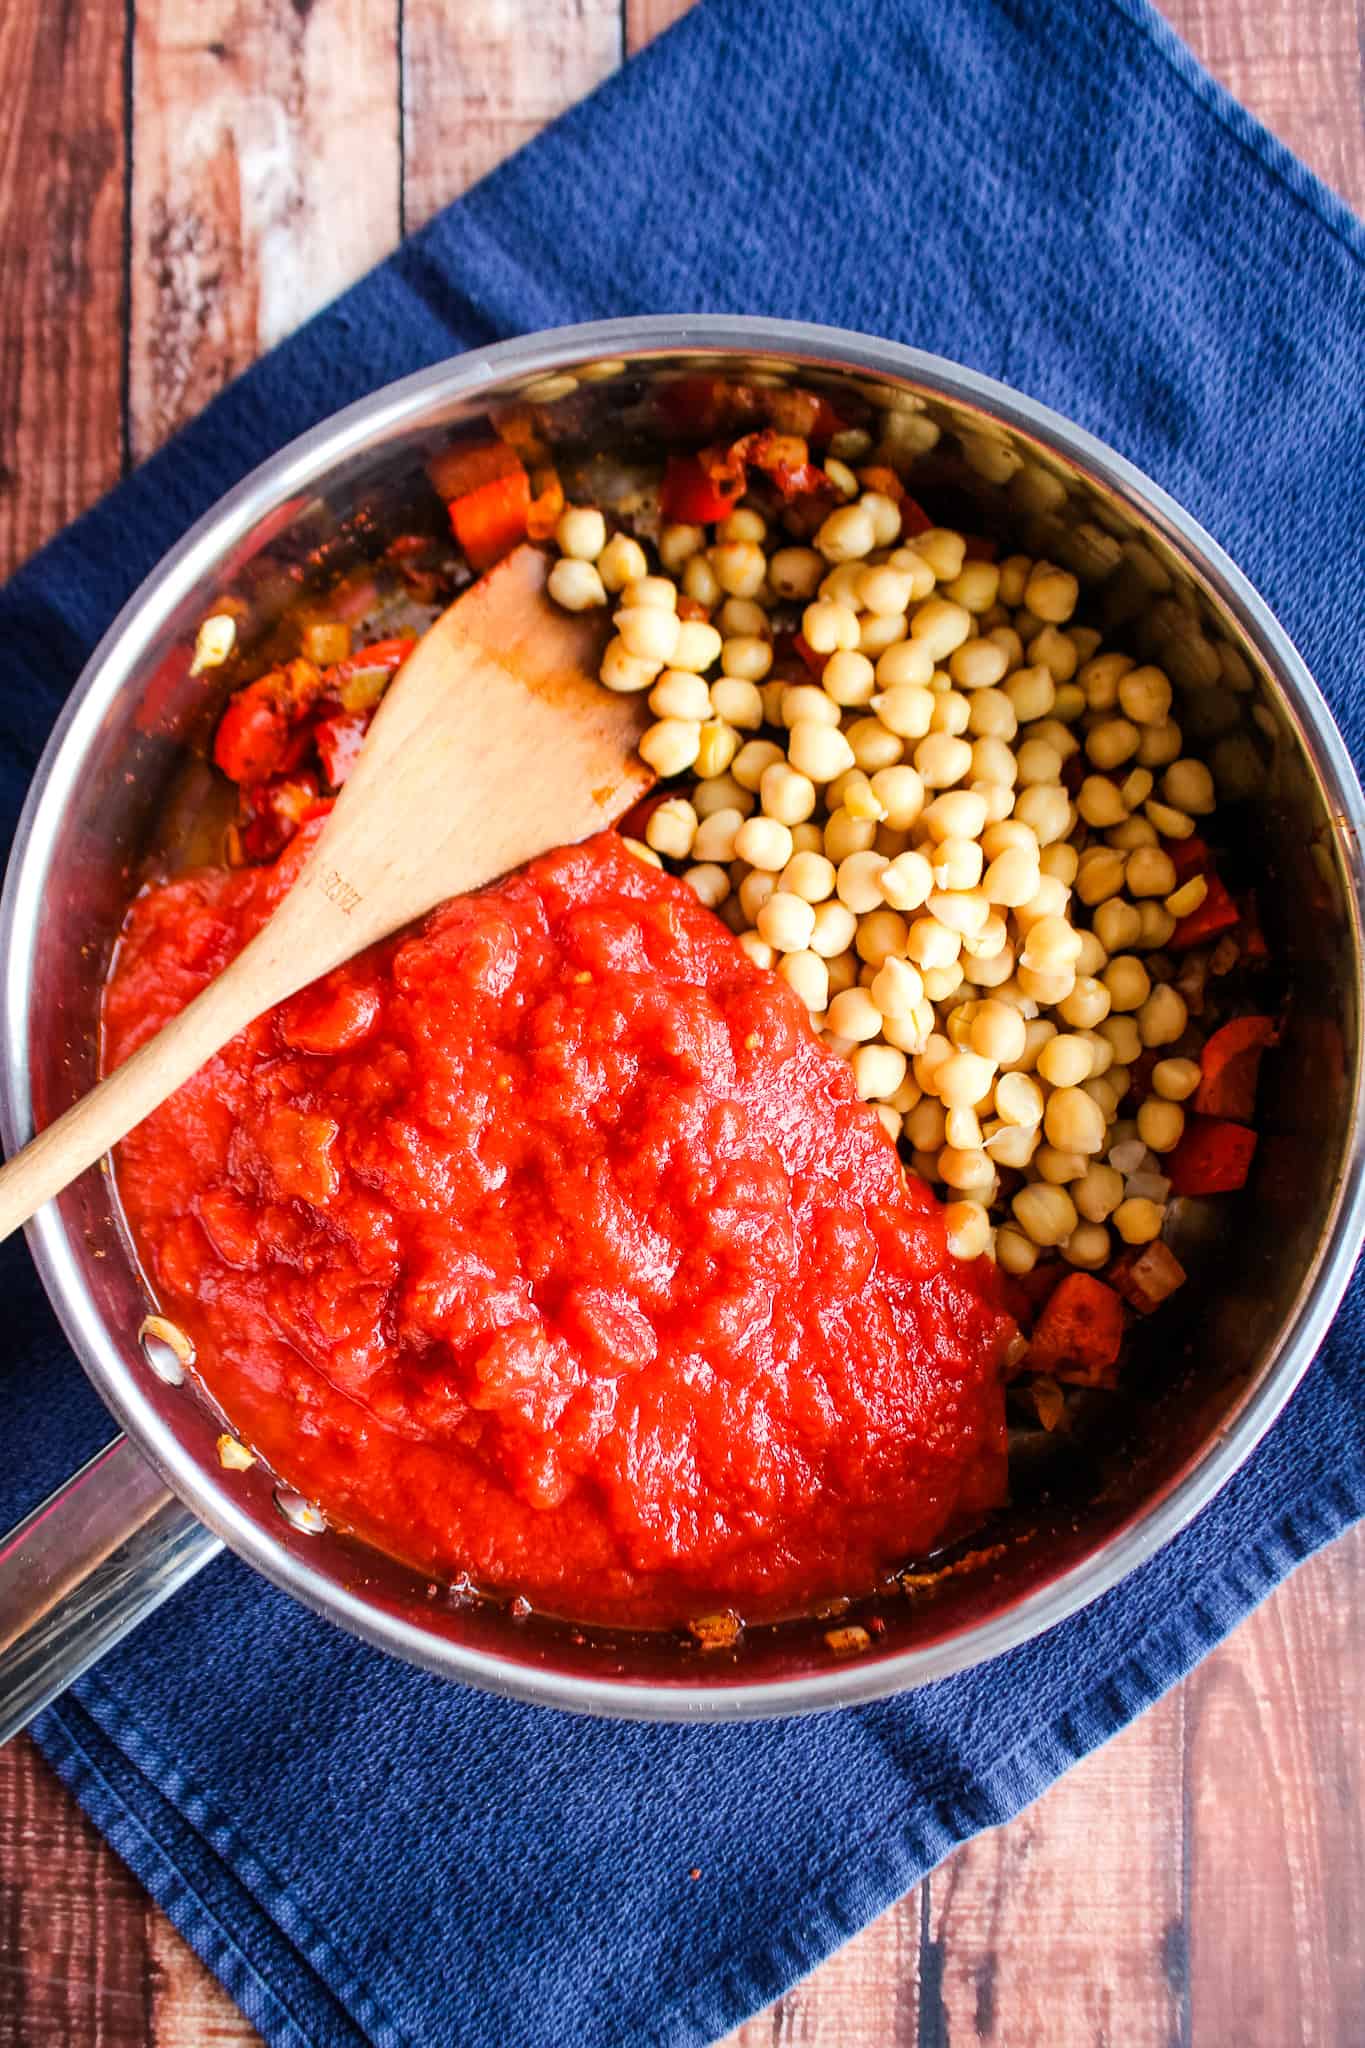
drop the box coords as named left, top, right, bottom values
left=237, top=772, right=321, bottom=863
left=1166, top=1115, right=1258, bottom=1196
left=657, top=374, right=759, bottom=440
left=1107, top=1241, right=1187, bottom=1314
left=314, top=710, right=371, bottom=790
left=213, top=659, right=325, bottom=783
left=1192, top=1015, right=1278, bottom=1123
left=736, top=432, right=834, bottom=503
left=324, top=636, right=416, bottom=713
left=1169, top=869, right=1240, bottom=952
left=659, top=451, right=745, bottom=525
left=448, top=466, right=532, bottom=573
left=1000, top=1259, right=1065, bottom=1340
left=792, top=632, right=828, bottom=680
left=1165, top=834, right=1213, bottom=884
left=855, top=464, right=905, bottom=503
left=1026, top=1274, right=1126, bottom=1388
left=427, top=437, right=524, bottom=503
left=898, top=495, right=934, bottom=537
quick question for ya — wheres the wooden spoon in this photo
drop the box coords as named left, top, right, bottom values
left=0, top=544, right=652, bottom=1244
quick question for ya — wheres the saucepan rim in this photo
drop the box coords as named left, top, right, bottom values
left=4, top=313, right=1363, bottom=1718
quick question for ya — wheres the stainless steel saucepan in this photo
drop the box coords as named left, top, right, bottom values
left=2, top=316, right=1362, bottom=1732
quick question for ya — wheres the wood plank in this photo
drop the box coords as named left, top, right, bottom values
left=0, top=1734, right=153, bottom=2048
left=624, top=0, right=697, bottom=56
left=0, top=0, right=127, bottom=579
left=148, top=1909, right=261, bottom=2047
left=400, top=0, right=622, bottom=234
left=922, top=1691, right=1186, bottom=2047
left=127, top=0, right=401, bottom=462
left=1185, top=1524, right=1365, bottom=2046
left=1161, top=0, right=1365, bottom=209
left=721, top=1898, right=920, bottom=2046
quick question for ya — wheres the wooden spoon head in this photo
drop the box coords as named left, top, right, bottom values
left=293, top=544, right=654, bottom=957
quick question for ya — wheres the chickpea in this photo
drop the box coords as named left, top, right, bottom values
left=1077, top=775, right=1128, bottom=829
left=736, top=930, right=775, bottom=970
left=1025, top=561, right=1079, bottom=623
left=598, top=532, right=648, bottom=591
left=1094, top=897, right=1143, bottom=953
left=1153, top=1056, right=1201, bottom=1102
left=1044, top=1085, right=1108, bottom=1155
left=1037, top=1034, right=1094, bottom=1088
left=906, top=916, right=962, bottom=972
left=674, top=619, right=724, bottom=673
left=1036, top=1145, right=1088, bottom=1185
left=914, top=732, right=975, bottom=789
left=869, top=766, right=926, bottom=832
left=808, top=898, right=858, bottom=958
left=938, top=1050, right=998, bottom=1110
left=1137, top=984, right=1188, bottom=1047
left=994, top=1070, right=1045, bottom=1125
left=802, top=599, right=861, bottom=654
left=945, top=1201, right=993, bottom=1260
left=777, top=950, right=829, bottom=1012
left=755, top=763, right=816, bottom=828
left=1073, top=1162, right=1124, bottom=1222
left=1137, top=1098, right=1186, bottom=1154
left=1118, top=665, right=1173, bottom=725
left=683, top=863, right=729, bottom=908
left=1056, top=975, right=1112, bottom=1029
left=1012, top=1183, right=1078, bottom=1247
left=855, top=909, right=910, bottom=967
left=695, top=719, right=739, bottom=778
left=1063, top=1223, right=1111, bottom=1270
left=951, top=639, right=1011, bottom=690
left=1086, top=718, right=1141, bottom=771
left=871, top=955, right=925, bottom=1019
left=847, top=717, right=906, bottom=773
left=735, top=815, right=795, bottom=872
left=1136, top=902, right=1177, bottom=950
left=957, top=1000, right=1019, bottom=1067
left=827, top=987, right=883, bottom=1042
left=1114, top=1197, right=1164, bottom=1246
left=1125, top=846, right=1178, bottom=898
left=548, top=557, right=607, bottom=610
left=692, top=806, right=746, bottom=864
left=939, top=1146, right=995, bottom=1192
left=824, top=808, right=877, bottom=862
left=1163, top=758, right=1216, bottom=815
left=879, top=848, right=936, bottom=912
left=851, top=1042, right=909, bottom=1101
left=910, top=597, right=973, bottom=661
left=996, top=1224, right=1039, bottom=1274
left=1004, top=665, right=1057, bottom=723
left=1102, top=955, right=1152, bottom=1012
left=1098, top=1014, right=1142, bottom=1065
left=1013, top=783, right=1073, bottom=845
left=823, top=650, right=877, bottom=707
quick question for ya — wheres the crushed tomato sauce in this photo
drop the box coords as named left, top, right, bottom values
left=104, top=830, right=1014, bottom=1627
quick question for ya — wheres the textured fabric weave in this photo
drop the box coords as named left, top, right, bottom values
left=2, top=2, right=1362, bottom=2043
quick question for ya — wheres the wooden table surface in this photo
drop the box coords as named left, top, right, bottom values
left=2, top=2, right=1362, bottom=2042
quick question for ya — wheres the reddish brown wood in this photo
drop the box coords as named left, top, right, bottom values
left=1186, top=1528, right=1365, bottom=2045
left=0, top=1734, right=152, bottom=2047
left=401, top=0, right=621, bottom=235
left=127, top=0, right=400, bottom=461
left=0, top=0, right=127, bottom=581
left=1161, top=0, right=1365, bottom=209
left=624, top=0, right=696, bottom=55
left=2, top=1, right=1363, bottom=2044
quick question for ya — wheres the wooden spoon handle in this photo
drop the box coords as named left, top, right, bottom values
left=0, top=885, right=346, bottom=1247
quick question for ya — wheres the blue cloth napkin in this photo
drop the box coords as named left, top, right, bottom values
left=3, top=1, right=1363, bottom=2041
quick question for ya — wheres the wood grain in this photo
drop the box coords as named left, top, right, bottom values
left=1162, top=0, right=1365, bottom=209
left=401, top=0, right=622, bottom=236
left=2, top=0, right=1363, bottom=2044
left=128, top=0, right=400, bottom=461
left=624, top=0, right=697, bottom=56
left=0, top=0, right=127, bottom=580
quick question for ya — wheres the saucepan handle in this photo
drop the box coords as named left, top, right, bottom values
left=0, top=1434, right=220, bottom=1746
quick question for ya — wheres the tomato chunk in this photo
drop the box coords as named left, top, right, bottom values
left=1170, top=870, right=1240, bottom=952
left=1026, top=1274, right=1126, bottom=1387
left=1192, top=1015, right=1277, bottom=1123
left=658, top=450, right=745, bottom=525
left=1166, top=1115, right=1258, bottom=1196
left=1108, top=1241, right=1187, bottom=1314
